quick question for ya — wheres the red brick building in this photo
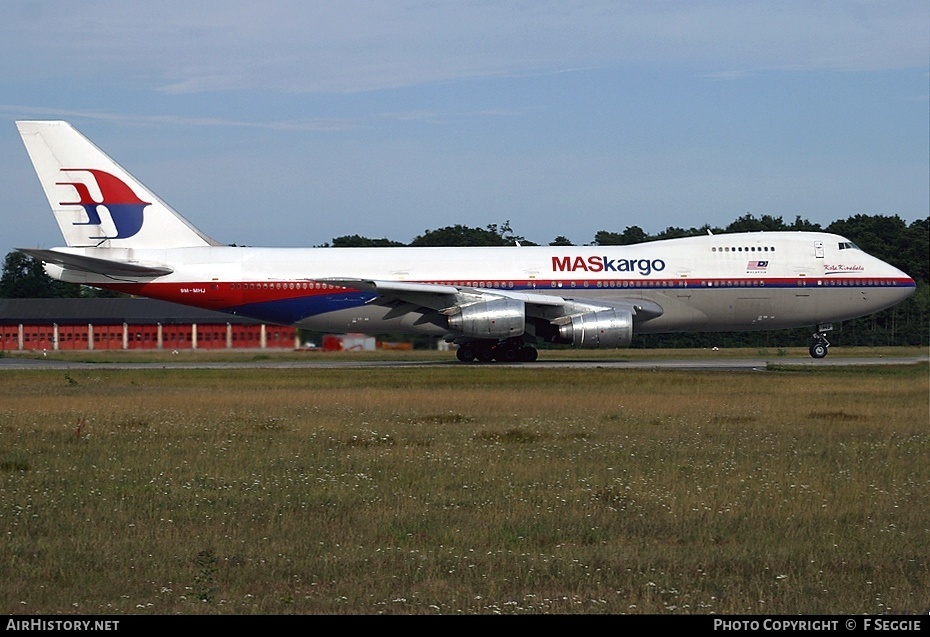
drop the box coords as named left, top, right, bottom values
left=0, top=299, right=298, bottom=351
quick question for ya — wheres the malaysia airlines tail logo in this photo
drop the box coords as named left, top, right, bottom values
left=57, top=169, right=150, bottom=240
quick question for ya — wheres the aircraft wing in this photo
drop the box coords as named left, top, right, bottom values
left=316, top=277, right=664, bottom=326
left=319, top=278, right=567, bottom=307
left=18, top=248, right=174, bottom=278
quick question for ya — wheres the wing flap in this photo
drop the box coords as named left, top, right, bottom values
left=318, top=278, right=459, bottom=295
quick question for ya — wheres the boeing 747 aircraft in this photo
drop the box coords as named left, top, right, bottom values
left=15, top=121, right=916, bottom=362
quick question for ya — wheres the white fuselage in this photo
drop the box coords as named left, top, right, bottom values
left=47, top=231, right=915, bottom=338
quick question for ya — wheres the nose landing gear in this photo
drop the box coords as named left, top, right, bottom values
left=809, top=324, right=832, bottom=359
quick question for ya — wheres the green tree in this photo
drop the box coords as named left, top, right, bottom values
left=410, top=221, right=535, bottom=247
left=328, top=234, right=405, bottom=248
left=903, top=217, right=929, bottom=284
left=788, top=216, right=821, bottom=231
left=824, top=214, right=928, bottom=346
left=410, top=224, right=507, bottom=246
left=0, top=251, right=127, bottom=299
left=594, top=225, right=650, bottom=245
left=0, top=252, right=81, bottom=298
left=826, top=215, right=912, bottom=273
left=725, top=213, right=787, bottom=233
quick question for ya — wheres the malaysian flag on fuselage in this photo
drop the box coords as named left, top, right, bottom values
left=746, top=260, right=768, bottom=271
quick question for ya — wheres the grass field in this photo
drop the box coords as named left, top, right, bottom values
left=1, top=358, right=927, bottom=614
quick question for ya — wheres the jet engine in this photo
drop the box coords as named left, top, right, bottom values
left=558, top=309, right=633, bottom=348
left=447, top=298, right=526, bottom=339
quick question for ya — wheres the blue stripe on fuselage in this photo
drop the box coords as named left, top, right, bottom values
left=222, top=291, right=375, bottom=325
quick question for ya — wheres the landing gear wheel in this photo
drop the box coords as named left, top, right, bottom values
left=809, top=330, right=830, bottom=359
left=809, top=342, right=828, bottom=359
left=476, top=345, right=495, bottom=363
left=494, top=343, right=520, bottom=363
left=456, top=340, right=536, bottom=364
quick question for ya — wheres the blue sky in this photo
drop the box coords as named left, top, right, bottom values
left=1, top=1, right=927, bottom=256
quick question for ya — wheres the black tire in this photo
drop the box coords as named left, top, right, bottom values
left=809, top=343, right=828, bottom=359
left=456, top=346, right=476, bottom=363
left=494, top=344, right=520, bottom=362
left=476, top=346, right=495, bottom=362
left=519, top=346, right=539, bottom=362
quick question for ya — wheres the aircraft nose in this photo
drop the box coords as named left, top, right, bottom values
left=870, top=253, right=917, bottom=304
left=891, top=268, right=917, bottom=302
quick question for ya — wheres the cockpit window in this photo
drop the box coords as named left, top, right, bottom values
left=838, top=242, right=860, bottom=250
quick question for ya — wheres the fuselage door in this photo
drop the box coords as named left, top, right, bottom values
left=814, top=241, right=824, bottom=258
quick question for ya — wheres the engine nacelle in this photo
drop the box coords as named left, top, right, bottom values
left=558, top=309, right=633, bottom=348
left=447, top=298, right=525, bottom=339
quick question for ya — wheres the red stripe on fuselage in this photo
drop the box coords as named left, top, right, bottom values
left=98, top=281, right=357, bottom=311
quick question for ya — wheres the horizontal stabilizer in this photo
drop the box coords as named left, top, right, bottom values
left=18, top=248, right=173, bottom=278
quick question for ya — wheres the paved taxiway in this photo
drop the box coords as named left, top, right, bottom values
left=0, top=355, right=925, bottom=371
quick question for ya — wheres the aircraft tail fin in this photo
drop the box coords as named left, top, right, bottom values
left=16, top=120, right=220, bottom=249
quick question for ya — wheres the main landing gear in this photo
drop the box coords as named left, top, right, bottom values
left=455, top=338, right=538, bottom=363
left=809, top=324, right=832, bottom=359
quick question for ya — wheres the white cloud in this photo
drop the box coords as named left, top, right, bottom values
left=2, top=1, right=927, bottom=95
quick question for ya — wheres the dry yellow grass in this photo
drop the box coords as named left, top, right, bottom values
left=0, top=364, right=927, bottom=614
